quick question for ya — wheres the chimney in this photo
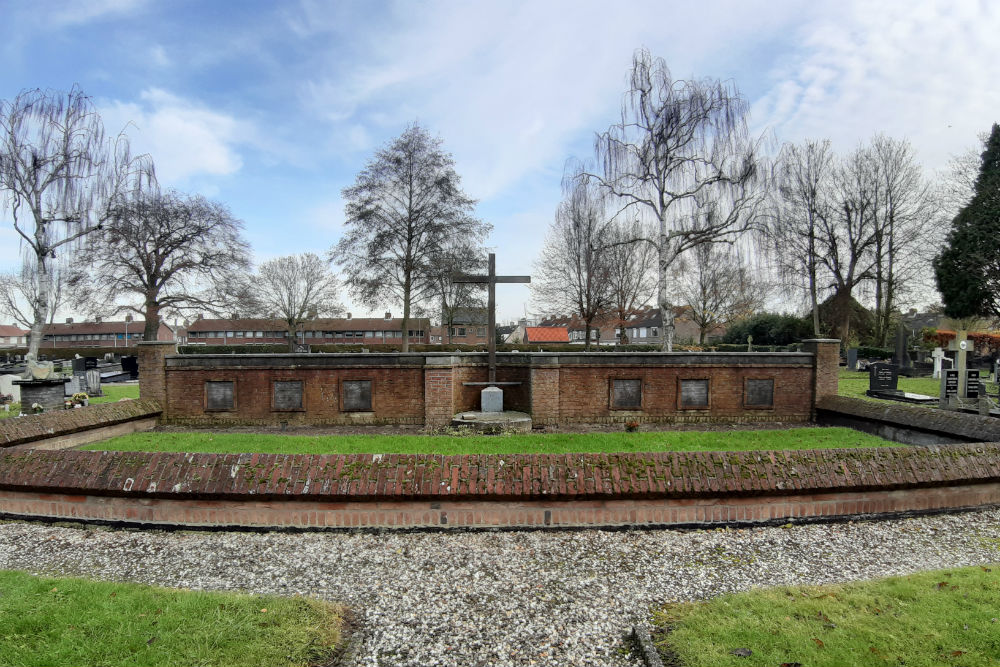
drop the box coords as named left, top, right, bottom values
left=65, top=317, right=73, bottom=324
left=346, top=312, right=352, bottom=320
left=384, top=311, right=391, bottom=320
left=95, top=316, right=102, bottom=324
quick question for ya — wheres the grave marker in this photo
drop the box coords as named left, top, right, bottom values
left=273, top=380, right=303, bottom=410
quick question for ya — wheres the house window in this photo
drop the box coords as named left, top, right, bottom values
left=611, top=379, right=642, bottom=409
left=477, top=327, right=486, bottom=337
left=205, top=381, right=235, bottom=411
left=679, top=379, right=710, bottom=409
left=651, top=327, right=659, bottom=337
left=255, top=331, right=263, bottom=337
left=457, top=327, right=466, bottom=336
left=342, top=380, right=372, bottom=411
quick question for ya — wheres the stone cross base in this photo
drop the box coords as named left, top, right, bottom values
left=481, top=386, right=503, bottom=413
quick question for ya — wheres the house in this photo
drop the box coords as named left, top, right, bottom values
left=32, top=318, right=172, bottom=348
left=0, top=324, right=28, bottom=348
left=185, top=313, right=431, bottom=346
left=536, top=306, right=726, bottom=346
left=438, top=306, right=489, bottom=345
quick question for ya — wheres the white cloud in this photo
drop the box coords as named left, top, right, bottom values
left=753, top=0, right=1000, bottom=169
left=48, top=0, right=145, bottom=26
left=101, top=89, right=253, bottom=186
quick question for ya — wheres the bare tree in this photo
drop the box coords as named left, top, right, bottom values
left=769, top=140, right=835, bottom=336
left=602, top=218, right=656, bottom=343
left=246, top=253, right=343, bottom=352
left=867, top=135, right=937, bottom=347
left=671, top=243, right=767, bottom=344
left=431, top=240, right=487, bottom=344
left=78, top=190, right=253, bottom=340
left=0, top=86, right=154, bottom=357
left=0, top=259, right=81, bottom=328
left=331, top=123, right=490, bottom=352
left=590, top=49, right=769, bottom=350
left=533, top=173, right=613, bottom=350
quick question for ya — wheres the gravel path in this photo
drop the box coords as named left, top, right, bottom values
left=1, top=510, right=998, bottom=666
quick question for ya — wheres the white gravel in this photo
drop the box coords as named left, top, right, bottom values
left=1, top=509, right=998, bottom=666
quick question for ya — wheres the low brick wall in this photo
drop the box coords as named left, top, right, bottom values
left=1, top=445, right=996, bottom=530
left=816, top=396, right=1000, bottom=445
left=0, top=400, right=162, bottom=449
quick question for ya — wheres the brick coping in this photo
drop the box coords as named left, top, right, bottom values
left=0, top=400, right=162, bottom=449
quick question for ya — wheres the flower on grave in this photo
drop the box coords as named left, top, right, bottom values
left=71, top=392, right=89, bottom=405
left=31, top=402, right=44, bottom=414
left=624, top=419, right=640, bottom=432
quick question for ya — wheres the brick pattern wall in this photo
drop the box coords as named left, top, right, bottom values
left=818, top=395, right=1000, bottom=443
left=0, top=446, right=997, bottom=529
left=804, top=339, right=840, bottom=402
left=530, top=366, right=560, bottom=424
left=0, top=400, right=162, bottom=448
left=423, top=366, right=454, bottom=427
left=138, top=342, right=177, bottom=405
left=165, top=367, right=425, bottom=426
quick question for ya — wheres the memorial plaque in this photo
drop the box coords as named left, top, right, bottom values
left=680, top=379, right=709, bottom=408
left=868, top=363, right=898, bottom=393
left=85, top=357, right=99, bottom=369
left=205, top=381, right=235, bottom=410
left=342, top=379, right=372, bottom=411
left=966, top=370, right=980, bottom=399
left=273, top=380, right=303, bottom=410
left=944, top=369, right=959, bottom=399
left=847, top=348, right=858, bottom=371
left=72, top=358, right=88, bottom=376
left=121, top=356, right=139, bottom=379
left=612, top=379, right=642, bottom=409
left=745, top=378, right=774, bottom=407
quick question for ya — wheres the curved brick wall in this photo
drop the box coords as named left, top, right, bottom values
left=0, top=400, right=162, bottom=449
left=1, top=445, right=997, bottom=530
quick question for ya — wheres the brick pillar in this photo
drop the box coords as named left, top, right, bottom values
left=424, top=356, right=456, bottom=427
left=137, top=341, right=177, bottom=406
left=803, top=339, right=840, bottom=404
left=529, top=357, right=560, bottom=425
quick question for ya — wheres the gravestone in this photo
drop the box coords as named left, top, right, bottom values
left=481, top=385, right=503, bottom=412
left=85, top=368, right=102, bottom=396
left=205, top=381, right=235, bottom=410
left=613, top=379, right=642, bottom=409
left=942, top=369, right=960, bottom=401
left=745, top=378, right=774, bottom=407
left=680, top=379, right=709, bottom=407
left=0, top=374, right=21, bottom=403
left=273, top=380, right=303, bottom=410
left=120, top=355, right=138, bottom=380
left=342, top=380, right=372, bottom=411
left=966, top=369, right=980, bottom=399
left=932, top=347, right=945, bottom=379
left=867, top=363, right=899, bottom=395
left=893, top=327, right=911, bottom=368
left=847, top=348, right=858, bottom=371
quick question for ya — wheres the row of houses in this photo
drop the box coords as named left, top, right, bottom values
left=1, top=305, right=725, bottom=351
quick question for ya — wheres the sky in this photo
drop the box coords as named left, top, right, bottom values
left=2, top=0, right=999, bottom=323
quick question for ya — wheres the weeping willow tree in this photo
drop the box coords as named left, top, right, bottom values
left=590, top=49, right=769, bottom=350
left=0, top=86, right=155, bottom=357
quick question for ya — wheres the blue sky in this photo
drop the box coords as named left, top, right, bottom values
left=2, top=0, right=999, bottom=322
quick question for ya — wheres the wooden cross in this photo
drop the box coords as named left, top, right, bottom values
left=452, top=253, right=530, bottom=384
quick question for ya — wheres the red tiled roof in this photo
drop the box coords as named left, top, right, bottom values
left=525, top=326, right=569, bottom=343
left=0, top=325, right=28, bottom=336
left=42, top=321, right=156, bottom=335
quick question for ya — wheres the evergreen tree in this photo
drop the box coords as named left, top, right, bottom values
left=934, top=123, right=1000, bottom=319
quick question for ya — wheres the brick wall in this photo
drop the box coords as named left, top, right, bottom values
left=0, top=445, right=996, bottom=530
left=0, top=400, right=162, bottom=448
left=138, top=341, right=177, bottom=405
left=151, top=350, right=836, bottom=426
left=803, top=339, right=840, bottom=403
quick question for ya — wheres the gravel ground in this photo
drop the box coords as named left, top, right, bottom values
left=1, top=510, right=998, bottom=666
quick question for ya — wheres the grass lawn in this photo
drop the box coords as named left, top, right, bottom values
left=652, top=564, right=1000, bottom=667
left=85, top=426, right=895, bottom=455
left=0, top=383, right=139, bottom=421
left=0, top=569, right=345, bottom=667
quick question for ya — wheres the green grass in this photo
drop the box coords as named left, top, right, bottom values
left=838, top=368, right=944, bottom=402
left=0, top=383, right=139, bottom=420
left=653, top=564, right=1000, bottom=667
left=0, top=569, right=344, bottom=667
left=85, top=427, right=895, bottom=455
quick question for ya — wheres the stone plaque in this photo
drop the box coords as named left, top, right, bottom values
left=847, top=348, right=858, bottom=371
left=342, top=379, right=372, bottom=411
left=868, top=363, right=898, bottom=393
left=205, top=381, right=235, bottom=410
left=966, top=370, right=980, bottom=399
left=680, top=379, right=709, bottom=408
left=745, top=378, right=774, bottom=407
left=612, top=379, right=642, bottom=409
left=944, top=369, right=959, bottom=398
left=273, top=380, right=303, bottom=410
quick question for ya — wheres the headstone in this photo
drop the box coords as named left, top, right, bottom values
left=0, top=374, right=21, bottom=403
left=121, top=355, right=139, bottom=380
left=481, top=386, right=503, bottom=413
left=342, top=380, right=372, bottom=411
left=966, top=369, right=980, bottom=399
left=867, top=362, right=899, bottom=394
left=205, top=381, right=235, bottom=410
left=72, top=357, right=88, bottom=376
left=85, top=368, right=102, bottom=396
left=847, top=348, right=859, bottom=371
left=273, top=380, right=303, bottom=410
left=612, top=379, right=642, bottom=409
left=893, top=327, right=910, bottom=368
left=745, top=379, right=774, bottom=407
left=931, top=347, right=945, bottom=379
left=680, top=379, right=709, bottom=407
left=943, top=369, right=959, bottom=399
left=85, top=357, right=98, bottom=369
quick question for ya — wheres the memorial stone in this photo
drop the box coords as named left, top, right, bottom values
left=680, top=379, right=709, bottom=407
left=85, top=368, right=102, bottom=396
left=342, top=380, right=372, bottom=411
left=867, top=363, right=899, bottom=394
left=273, top=380, right=303, bottom=410
left=847, top=348, right=858, bottom=371
left=932, top=347, right=945, bottom=379
left=481, top=386, right=503, bottom=412
left=943, top=369, right=959, bottom=399
left=966, top=370, right=980, bottom=399
left=745, top=378, right=775, bottom=407
left=612, top=379, right=642, bottom=409
left=205, top=381, right=235, bottom=410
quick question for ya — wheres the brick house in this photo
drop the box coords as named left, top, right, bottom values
left=185, top=314, right=431, bottom=346
left=0, top=324, right=28, bottom=348
left=435, top=307, right=489, bottom=345
left=31, top=319, right=172, bottom=348
left=538, top=307, right=726, bottom=346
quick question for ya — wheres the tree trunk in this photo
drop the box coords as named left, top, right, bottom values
left=401, top=282, right=411, bottom=353
left=808, top=225, right=820, bottom=337
left=286, top=322, right=296, bottom=352
left=583, top=319, right=593, bottom=351
left=144, top=301, right=160, bottom=341
left=27, top=250, right=51, bottom=359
